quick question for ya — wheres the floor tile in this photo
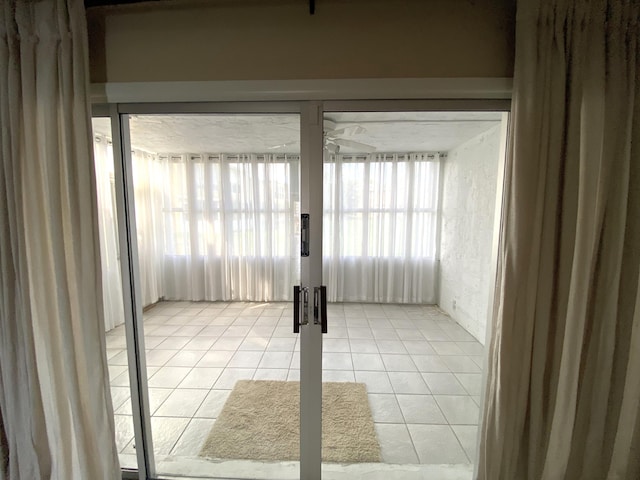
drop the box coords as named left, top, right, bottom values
left=372, top=328, right=400, bottom=340
left=411, top=355, right=450, bottom=373
left=376, top=340, right=407, bottom=354
left=422, top=373, right=467, bottom=395
left=155, top=389, right=208, bottom=417
left=452, top=425, right=478, bottom=462
left=287, top=369, right=300, bottom=381
left=455, top=341, right=484, bottom=355
left=222, top=325, right=251, bottom=337
left=194, top=390, right=231, bottom=418
left=346, top=317, right=370, bottom=328
left=253, top=368, right=289, bottom=381
left=259, top=352, right=293, bottom=369
left=113, top=415, right=135, bottom=452
left=396, top=395, right=447, bottom=424
left=266, top=337, right=296, bottom=352
left=455, top=373, right=483, bottom=396
left=322, top=370, right=355, bottom=382
left=348, top=327, right=374, bottom=339
left=165, top=350, right=206, bottom=367
left=212, top=337, right=244, bottom=351
left=351, top=353, right=385, bottom=371
left=213, top=368, right=256, bottom=389
left=171, top=418, right=215, bottom=456
left=173, top=325, right=206, bottom=337
left=402, top=341, right=436, bottom=355
left=349, top=339, right=379, bottom=353
left=147, top=367, right=192, bottom=388
left=110, top=386, right=130, bottom=411
left=430, top=341, right=466, bottom=355
left=354, top=371, right=394, bottom=393
left=381, top=354, right=417, bottom=372
left=145, top=349, right=177, bottom=367
left=228, top=351, right=263, bottom=368
left=183, top=337, right=217, bottom=350
left=374, top=423, right=419, bottom=464
left=325, top=327, right=348, bottom=339
left=151, top=417, right=190, bottom=455
left=197, top=350, right=233, bottom=368
left=322, top=352, right=353, bottom=370
left=396, top=329, right=426, bottom=341
left=388, top=372, right=430, bottom=394
left=407, top=424, right=469, bottom=464
left=323, top=338, right=351, bottom=352
left=238, top=337, right=269, bottom=352
left=434, top=395, right=480, bottom=425
left=368, top=394, right=404, bottom=423
left=178, top=368, right=223, bottom=389
left=441, top=356, right=482, bottom=373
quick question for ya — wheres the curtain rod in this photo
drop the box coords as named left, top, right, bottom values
left=85, top=0, right=316, bottom=13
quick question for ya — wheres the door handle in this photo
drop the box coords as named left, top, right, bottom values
left=293, top=286, right=310, bottom=333
left=314, top=286, right=328, bottom=334
left=293, top=285, right=300, bottom=333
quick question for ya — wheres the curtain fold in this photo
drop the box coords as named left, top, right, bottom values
left=0, top=0, right=120, bottom=478
left=93, top=134, right=125, bottom=331
left=477, top=1, right=640, bottom=479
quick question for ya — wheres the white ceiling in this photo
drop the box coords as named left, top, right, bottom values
left=92, top=112, right=502, bottom=154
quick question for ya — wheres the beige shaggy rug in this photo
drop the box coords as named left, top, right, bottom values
left=200, top=380, right=381, bottom=463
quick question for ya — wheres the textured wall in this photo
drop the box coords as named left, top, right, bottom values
left=86, top=0, right=515, bottom=83
left=439, top=124, right=502, bottom=344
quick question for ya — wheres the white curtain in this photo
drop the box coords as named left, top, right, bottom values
left=323, top=153, right=440, bottom=303
left=131, top=149, right=164, bottom=306
left=93, top=134, right=125, bottom=331
left=478, top=1, right=639, bottom=479
left=161, top=153, right=299, bottom=302
left=0, top=0, right=120, bottom=478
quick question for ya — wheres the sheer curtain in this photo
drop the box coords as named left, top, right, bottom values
left=0, top=0, right=119, bottom=478
left=477, top=1, right=639, bottom=479
left=161, top=153, right=299, bottom=302
left=131, top=149, right=165, bottom=306
left=93, top=134, right=125, bottom=331
left=323, top=153, right=440, bottom=303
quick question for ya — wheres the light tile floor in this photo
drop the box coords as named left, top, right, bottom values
left=106, top=301, right=484, bottom=467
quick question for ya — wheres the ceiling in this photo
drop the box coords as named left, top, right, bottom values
left=92, top=112, right=502, bottom=154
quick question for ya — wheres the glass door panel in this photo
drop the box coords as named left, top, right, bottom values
left=91, top=117, right=138, bottom=471
left=320, top=111, right=507, bottom=476
left=124, top=113, right=302, bottom=479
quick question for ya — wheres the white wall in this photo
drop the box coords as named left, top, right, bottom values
left=438, top=124, right=502, bottom=344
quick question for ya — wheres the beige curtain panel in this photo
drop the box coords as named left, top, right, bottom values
left=0, top=0, right=120, bottom=478
left=478, top=1, right=639, bottom=479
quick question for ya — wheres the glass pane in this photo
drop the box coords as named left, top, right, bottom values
left=321, top=111, right=506, bottom=476
left=91, top=117, right=137, bottom=471
left=127, top=114, right=301, bottom=479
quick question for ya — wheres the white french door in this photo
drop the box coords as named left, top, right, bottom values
left=106, top=99, right=509, bottom=480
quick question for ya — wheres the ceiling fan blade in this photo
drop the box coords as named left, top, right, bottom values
left=323, top=119, right=337, bottom=131
left=325, top=125, right=367, bottom=138
left=267, top=140, right=298, bottom=150
left=333, top=138, right=376, bottom=153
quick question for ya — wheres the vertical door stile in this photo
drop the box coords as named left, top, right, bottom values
left=110, top=107, right=156, bottom=480
left=299, top=101, right=325, bottom=480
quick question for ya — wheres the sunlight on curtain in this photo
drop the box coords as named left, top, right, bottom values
left=323, top=153, right=440, bottom=303
left=131, top=149, right=164, bottom=306
left=93, top=134, right=125, bottom=331
left=160, top=154, right=300, bottom=301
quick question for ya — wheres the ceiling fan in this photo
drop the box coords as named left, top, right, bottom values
left=268, top=120, right=376, bottom=153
